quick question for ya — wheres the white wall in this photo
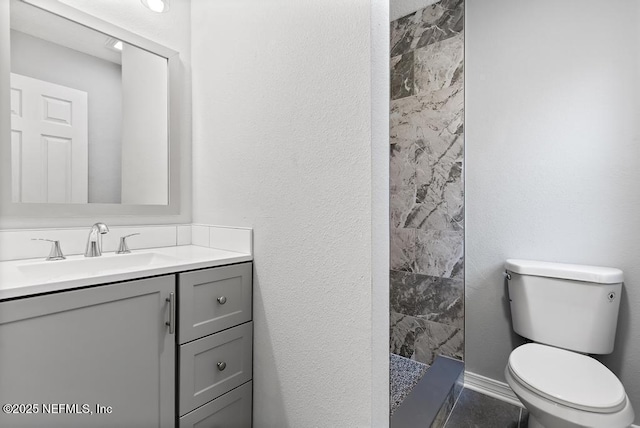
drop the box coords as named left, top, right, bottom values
left=191, top=0, right=389, bottom=426
left=466, top=0, right=640, bottom=422
left=58, top=0, right=189, bottom=55
left=371, top=0, right=391, bottom=423
left=11, top=30, right=123, bottom=204
left=121, top=44, right=168, bottom=205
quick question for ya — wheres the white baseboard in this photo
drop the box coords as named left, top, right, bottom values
left=464, top=371, right=523, bottom=407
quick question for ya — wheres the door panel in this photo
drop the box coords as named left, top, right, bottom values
left=43, top=135, right=72, bottom=203
left=10, top=130, right=22, bottom=201
left=42, top=95, right=73, bottom=125
left=10, top=73, right=88, bottom=203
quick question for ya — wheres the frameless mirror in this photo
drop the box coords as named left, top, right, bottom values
left=8, top=0, right=170, bottom=205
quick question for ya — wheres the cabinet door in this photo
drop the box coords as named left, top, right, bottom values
left=0, top=276, right=175, bottom=428
left=179, top=381, right=252, bottom=428
left=178, top=263, right=252, bottom=344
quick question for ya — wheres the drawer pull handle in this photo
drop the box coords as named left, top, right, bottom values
left=165, top=292, right=175, bottom=335
left=217, top=296, right=227, bottom=304
left=217, top=361, right=227, bottom=371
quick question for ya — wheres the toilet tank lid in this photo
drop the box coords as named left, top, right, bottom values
left=505, top=259, right=623, bottom=284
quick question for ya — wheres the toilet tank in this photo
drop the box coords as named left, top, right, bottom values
left=505, top=259, right=624, bottom=354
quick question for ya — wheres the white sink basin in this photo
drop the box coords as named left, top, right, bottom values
left=18, top=252, right=180, bottom=279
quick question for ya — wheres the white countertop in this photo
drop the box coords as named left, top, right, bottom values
left=0, top=245, right=252, bottom=301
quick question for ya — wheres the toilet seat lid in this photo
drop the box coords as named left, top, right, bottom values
left=508, top=343, right=626, bottom=413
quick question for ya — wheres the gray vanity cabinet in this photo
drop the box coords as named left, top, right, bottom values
left=0, top=261, right=253, bottom=428
left=0, top=276, right=175, bottom=428
left=179, top=322, right=253, bottom=413
left=178, top=262, right=253, bottom=428
left=178, top=263, right=252, bottom=344
left=179, top=381, right=252, bottom=428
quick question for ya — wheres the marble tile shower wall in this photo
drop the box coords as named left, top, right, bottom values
left=389, top=0, right=464, bottom=365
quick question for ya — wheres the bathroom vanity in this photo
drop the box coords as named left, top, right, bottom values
left=0, top=246, right=253, bottom=428
left=0, top=0, right=253, bottom=424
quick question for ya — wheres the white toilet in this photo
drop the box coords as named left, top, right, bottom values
left=504, top=259, right=635, bottom=428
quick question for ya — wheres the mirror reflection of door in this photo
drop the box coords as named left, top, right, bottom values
left=10, top=73, right=88, bottom=204
left=9, top=0, right=170, bottom=206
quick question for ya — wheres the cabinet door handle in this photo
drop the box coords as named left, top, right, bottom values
left=217, top=361, right=227, bottom=371
left=165, top=292, right=175, bottom=334
left=217, top=296, right=227, bottom=304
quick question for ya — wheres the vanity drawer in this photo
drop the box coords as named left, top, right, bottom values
left=179, top=322, right=253, bottom=415
left=178, top=262, right=252, bottom=344
left=179, top=381, right=252, bottom=428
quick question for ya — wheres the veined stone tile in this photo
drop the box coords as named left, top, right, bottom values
left=391, top=52, right=415, bottom=100
left=413, top=0, right=463, bottom=50
left=390, top=0, right=463, bottom=57
left=390, top=271, right=463, bottom=327
left=414, top=32, right=464, bottom=96
left=390, top=227, right=417, bottom=272
left=415, top=230, right=464, bottom=279
left=414, top=117, right=463, bottom=174
left=415, top=157, right=463, bottom=208
left=390, top=0, right=465, bottom=369
left=391, top=192, right=417, bottom=230
left=390, top=89, right=463, bottom=150
left=390, top=141, right=417, bottom=228
left=405, top=198, right=464, bottom=232
left=408, top=177, right=463, bottom=232
left=415, top=125, right=463, bottom=202
left=391, top=11, right=421, bottom=57
left=413, top=322, right=463, bottom=364
left=390, top=311, right=464, bottom=365
left=407, top=128, right=463, bottom=231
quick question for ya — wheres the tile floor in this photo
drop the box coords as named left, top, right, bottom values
left=444, top=388, right=528, bottom=428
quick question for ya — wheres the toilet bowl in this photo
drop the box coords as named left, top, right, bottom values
left=505, top=343, right=634, bottom=428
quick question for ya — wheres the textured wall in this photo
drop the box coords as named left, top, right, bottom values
left=389, top=0, right=464, bottom=365
left=466, top=0, right=640, bottom=423
left=191, top=1, right=389, bottom=427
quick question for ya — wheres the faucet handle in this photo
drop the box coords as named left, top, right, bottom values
left=32, top=239, right=66, bottom=261
left=116, top=233, right=140, bottom=254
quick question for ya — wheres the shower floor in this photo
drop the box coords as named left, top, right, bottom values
left=390, top=353, right=429, bottom=415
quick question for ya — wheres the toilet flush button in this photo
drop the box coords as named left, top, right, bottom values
left=608, top=292, right=616, bottom=302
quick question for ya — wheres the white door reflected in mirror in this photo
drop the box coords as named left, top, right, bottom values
left=9, top=0, right=169, bottom=206
left=11, top=73, right=88, bottom=204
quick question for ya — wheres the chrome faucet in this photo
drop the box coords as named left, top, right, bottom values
left=85, top=222, right=109, bottom=257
